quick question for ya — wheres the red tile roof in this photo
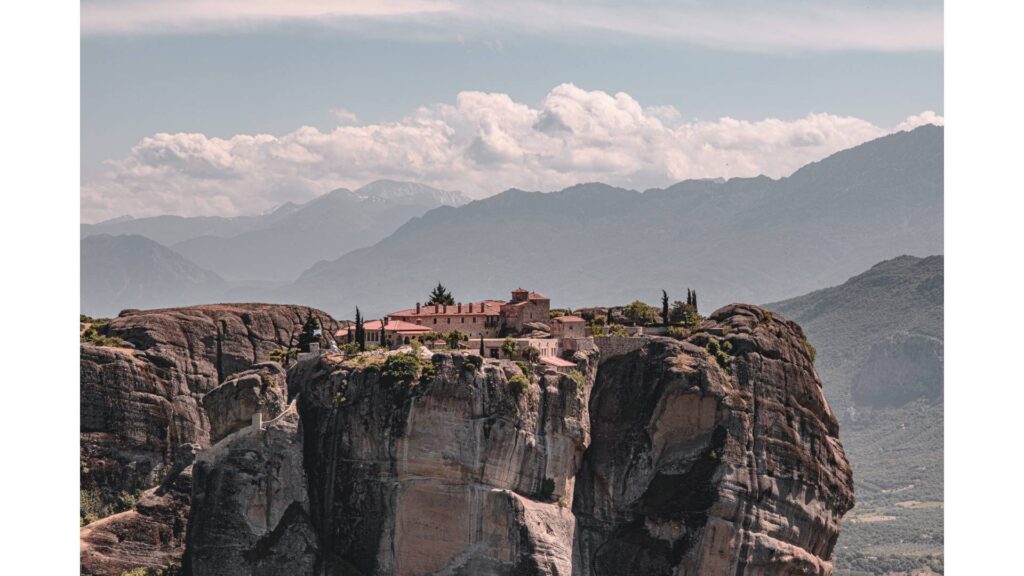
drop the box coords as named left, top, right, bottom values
left=541, top=356, right=577, bottom=368
left=551, top=315, right=585, bottom=323
left=335, top=319, right=431, bottom=338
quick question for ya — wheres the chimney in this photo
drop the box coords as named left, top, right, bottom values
left=434, top=303, right=440, bottom=313
left=443, top=304, right=448, bottom=313
left=416, top=302, right=421, bottom=314
left=384, top=316, right=389, bottom=326
left=458, top=302, right=462, bottom=313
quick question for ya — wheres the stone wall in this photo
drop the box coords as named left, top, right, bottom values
left=592, top=336, right=648, bottom=360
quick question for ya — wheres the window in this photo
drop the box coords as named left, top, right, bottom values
left=447, top=318, right=451, bottom=324
left=433, top=318, right=437, bottom=324
left=461, top=318, right=465, bottom=324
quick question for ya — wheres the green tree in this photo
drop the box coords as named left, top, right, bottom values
left=623, top=300, right=658, bottom=325
left=522, top=346, right=540, bottom=363
left=445, top=330, right=466, bottom=349
left=426, top=282, right=455, bottom=305
left=501, top=337, right=518, bottom=358
left=479, top=336, right=485, bottom=355
left=661, top=290, right=670, bottom=327
left=354, top=308, right=366, bottom=352
left=379, top=320, right=387, bottom=349
left=297, top=310, right=319, bottom=352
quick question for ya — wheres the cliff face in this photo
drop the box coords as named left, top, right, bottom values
left=573, top=304, right=854, bottom=575
left=185, top=403, right=318, bottom=575
left=181, top=304, right=849, bottom=575
left=80, top=304, right=338, bottom=575
left=84, top=303, right=853, bottom=575
left=288, top=350, right=598, bottom=576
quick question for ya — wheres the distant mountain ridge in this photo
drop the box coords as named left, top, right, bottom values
left=81, top=180, right=469, bottom=285
left=280, top=125, right=942, bottom=318
left=81, top=234, right=226, bottom=317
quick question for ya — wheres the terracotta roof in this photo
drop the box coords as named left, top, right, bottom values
left=551, top=315, right=585, bottom=323
left=335, top=319, right=431, bottom=337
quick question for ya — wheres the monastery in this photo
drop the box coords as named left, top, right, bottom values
left=335, top=288, right=589, bottom=368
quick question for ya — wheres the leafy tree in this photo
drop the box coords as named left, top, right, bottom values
left=379, top=320, right=387, bottom=349
left=661, top=290, right=670, bottom=327
left=445, top=330, right=467, bottom=349
left=426, top=282, right=455, bottom=305
left=508, top=373, right=530, bottom=396
left=381, top=353, right=422, bottom=386
left=479, top=336, right=485, bottom=355
left=623, top=300, right=658, bottom=325
left=522, top=346, right=541, bottom=363
left=501, top=337, right=518, bottom=358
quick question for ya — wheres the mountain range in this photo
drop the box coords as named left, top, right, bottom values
left=285, top=125, right=942, bottom=318
left=81, top=180, right=468, bottom=286
left=81, top=234, right=226, bottom=316
left=80, top=125, right=942, bottom=320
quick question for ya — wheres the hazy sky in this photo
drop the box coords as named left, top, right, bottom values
left=81, top=0, right=943, bottom=222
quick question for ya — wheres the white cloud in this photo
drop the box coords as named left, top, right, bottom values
left=81, top=0, right=943, bottom=53
left=81, top=84, right=943, bottom=222
left=896, top=110, right=945, bottom=131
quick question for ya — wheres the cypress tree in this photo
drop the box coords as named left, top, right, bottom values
left=379, top=319, right=387, bottom=349
left=661, top=290, right=669, bottom=327
left=479, top=336, right=485, bottom=355
left=298, top=310, right=318, bottom=353
left=354, top=308, right=366, bottom=352
left=692, top=290, right=698, bottom=313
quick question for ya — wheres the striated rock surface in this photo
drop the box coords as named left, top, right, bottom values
left=80, top=303, right=338, bottom=575
left=573, top=304, right=854, bottom=575
left=80, top=444, right=197, bottom=576
left=203, top=362, right=289, bottom=443
left=289, top=350, right=598, bottom=576
left=95, top=303, right=852, bottom=575
left=184, top=403, right=317, bottom=575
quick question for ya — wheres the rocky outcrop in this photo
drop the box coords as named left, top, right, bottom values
left=573, top=304, right=854, bottom=575
left=184, top=403, right=317, bottom=575
left=80, top=444, right=197, bottom=576
left=203, top=362, right=289, bottom=443
left=80, top=304, right=338, bottom=575
left=289, top=350, right=598, bottom=575
left=94, top=303, right=853, bottom=575
left=176, top=305, right=852, bottom=575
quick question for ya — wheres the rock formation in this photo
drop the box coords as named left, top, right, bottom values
left=82, top=303, right=854, bottom=575
left=573, top=304, right=854, bottom=575
left=184, top=403, right=318, bottom=575
left=80, top=304, right=338, bottom=574
left=203, top=362, right=289, bottom=443
left=80, top=444, right=197, bottom=576
left=288, top=350, right=598, bottom=576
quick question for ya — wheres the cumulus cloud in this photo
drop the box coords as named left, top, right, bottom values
left=81, top=84, right=943, bottom=222
left=81, top=0, right=943, bottom=53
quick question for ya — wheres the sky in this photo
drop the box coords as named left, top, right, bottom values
left=81, top=0, right=944, bottom=222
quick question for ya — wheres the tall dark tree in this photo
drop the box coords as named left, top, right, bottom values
left=379, top=320, right=387, bottom=349
left=479, top=336, right=485, bottom=355
left=426, top=282, right=455, bottom=305
left=661, top=290, right=670, bottom=327
left=354, top=308, right=366, bottom=352
left=691, top=289, right=698, bottom=313
left=298, top=310, right=319, bottom=353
